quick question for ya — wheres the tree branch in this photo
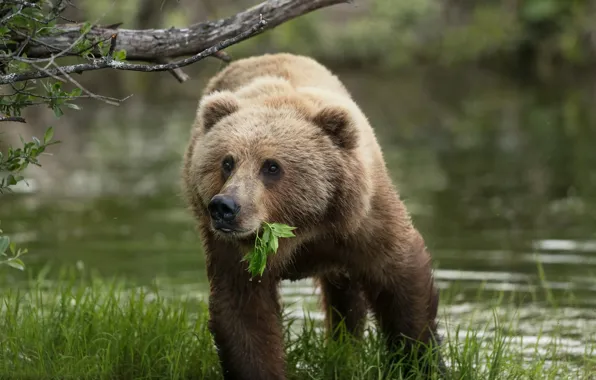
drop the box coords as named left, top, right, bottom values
left=1, top=19, right=268, bottom=84
left=0, top=115, right=26, bottom=123
left=0, top=0, right=347, bottom=125
left=3, top=0, right=347, bottom=81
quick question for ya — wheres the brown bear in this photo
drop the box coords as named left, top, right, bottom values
left=181, top=53, right=443, bottom=379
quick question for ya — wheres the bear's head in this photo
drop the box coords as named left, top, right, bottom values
left=185, top=87, right=368, bottom=242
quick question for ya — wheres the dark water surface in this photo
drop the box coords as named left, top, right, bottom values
left=2, top=66, right=596, bottom=372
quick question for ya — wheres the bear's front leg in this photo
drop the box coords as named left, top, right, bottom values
left=204, top=236, right=286, bottom=380
left=319, top=271, right=368, bottom=340
left=363, top=244, right=444, bottom=378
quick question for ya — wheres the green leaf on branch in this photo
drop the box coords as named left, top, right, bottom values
left=113, top=49, right=127, bottom=61
left=44, top=127, right=54, bottom=144
left=80, top=22, right=92, bottom=35
left=0, top=236, right=9, bottom=255
left=7, top=258, right=25, bottom=271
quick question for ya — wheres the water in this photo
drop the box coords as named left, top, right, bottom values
left=2, top=66, right=596, bottom=371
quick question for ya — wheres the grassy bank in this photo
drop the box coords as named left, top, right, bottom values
left=0, top=267, right=595, bottom=380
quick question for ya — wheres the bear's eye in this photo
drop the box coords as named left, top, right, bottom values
left=262, top=159, right=281, bottom=177
left=222, top=156, right=234, bottom=175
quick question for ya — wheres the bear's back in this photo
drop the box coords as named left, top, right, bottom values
left=203, top=53, right=350, bottom=97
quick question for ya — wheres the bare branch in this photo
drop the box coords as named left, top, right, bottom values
left=0, top=115, right=26, bottom=123
left=14, top=0, right=347, bottom=61
left=1, top=18, right=269, bottom=84
left=3, top=1, right=40, bottom=9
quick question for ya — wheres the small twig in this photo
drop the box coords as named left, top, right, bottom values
left=53, top=1, right=84, bottom=24
left=29, top=60, right=67, bottom=83
left=15, top=34, right=33, bottom=57
left=107, top=33, right=118, bottom=58
left=153, top=57, right=190, bottom=83
left=0, top=115, right=26, bottom=123
left=0, top=5, right=24, bottom=26
left=8, top=78, right=128, bottom=105
left=0, top=19, right=268, bottom=85
left=150, top=38, right=221, bottom=82
left=103, top=22, right=123, bottom=29
left=3, top=0, right=41, bottom=8
left=212, top=51, right=232, bottom=63
left=14, top=11, right=49, bottom=24
left=57, top=14, right=77, bottom=23
left=52, top=62, right=126, bottom=106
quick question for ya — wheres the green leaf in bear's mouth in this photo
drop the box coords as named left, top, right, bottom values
left=242, top=222, right=296, bottom=277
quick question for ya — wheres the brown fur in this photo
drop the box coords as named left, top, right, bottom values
left=181, top=53, right=443, bottom=379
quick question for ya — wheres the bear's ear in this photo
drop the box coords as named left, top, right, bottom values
left=198, top=91, right=240, bottom=132
left=312, top=106, right=358, bottom=150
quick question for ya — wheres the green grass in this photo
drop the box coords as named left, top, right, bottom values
left=0, top=266, right=595, bottom=380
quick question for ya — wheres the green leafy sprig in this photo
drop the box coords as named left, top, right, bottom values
left=0, top=126, right=58, bottom=194
left=0, top=224, right=27, bottom=271
left=243, top=222, right=296, bottom=277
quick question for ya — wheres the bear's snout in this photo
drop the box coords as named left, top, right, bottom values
left=208, top=194, right=241, bottom=231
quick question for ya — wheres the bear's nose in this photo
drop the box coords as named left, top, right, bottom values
left=208, top=195, right=240, bottom=222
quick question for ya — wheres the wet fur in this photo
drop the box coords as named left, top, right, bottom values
left=181, top=53, right=444, bottom=379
